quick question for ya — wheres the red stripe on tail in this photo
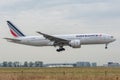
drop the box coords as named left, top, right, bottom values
left=10, top=29, right=18, bottom=37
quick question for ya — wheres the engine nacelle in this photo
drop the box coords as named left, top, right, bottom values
left=69, top=40, right=81, bottom=48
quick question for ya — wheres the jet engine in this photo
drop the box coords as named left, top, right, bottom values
left=69, top=40, right=81, bottom=48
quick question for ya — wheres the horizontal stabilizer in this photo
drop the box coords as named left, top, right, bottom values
left=4, top=38, right=21, bottom=42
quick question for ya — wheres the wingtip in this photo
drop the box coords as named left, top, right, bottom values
left=6, top=20, right=10, bottom=23
left=36, top=31, right=41, bottom=34
left=36, top=31, right=44, bottom=36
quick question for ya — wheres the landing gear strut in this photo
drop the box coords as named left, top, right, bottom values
left=56, top=46, right=65, bottom=52
left=105, top=44, right=108, bottom=49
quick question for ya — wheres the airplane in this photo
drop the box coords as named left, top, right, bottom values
left=4, top=21, right=116, bottom=52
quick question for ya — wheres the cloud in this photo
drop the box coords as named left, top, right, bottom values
left=0, top=0, right=20, bottom=6
left=1, top=0, right=120, bottom=18
left=1, top=0, right=120, bottom=34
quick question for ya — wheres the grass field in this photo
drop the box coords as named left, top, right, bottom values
left=0, top=67, right=119, bottom=80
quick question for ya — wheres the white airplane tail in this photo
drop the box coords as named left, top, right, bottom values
left=7, top=21, right=26, bottom=37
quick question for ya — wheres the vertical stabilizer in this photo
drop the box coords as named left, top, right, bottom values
left=7, top=21, right=25, bottom=37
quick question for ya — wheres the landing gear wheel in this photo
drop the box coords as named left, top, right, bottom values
left=105, top=46, right=107, bottom=49
left=61, top=48, right=65, bottom=51
left=105, top=44, right=108, bottom=49
left=56, top=48, right=65, bottom=52
left=56, top=49, right=60, bottom=52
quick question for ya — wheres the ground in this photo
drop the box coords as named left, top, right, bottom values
left=0, top=67, right=119, bottom=80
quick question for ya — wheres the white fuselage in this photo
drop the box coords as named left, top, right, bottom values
left=5, top=21, right=116, bottom=52
left=11, top=33, right=116, bottom=47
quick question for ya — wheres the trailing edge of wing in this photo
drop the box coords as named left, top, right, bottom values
left=36, top=31, right=69, bottom=43
left=4, top=38, right=21, bottom=42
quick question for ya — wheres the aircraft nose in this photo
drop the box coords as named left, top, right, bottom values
left=111, top=38, right=116, bottom=42
left=110, top=36, right=116, bottom=42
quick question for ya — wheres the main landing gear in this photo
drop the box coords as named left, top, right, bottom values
left=56, top=46, right=65, bottom=52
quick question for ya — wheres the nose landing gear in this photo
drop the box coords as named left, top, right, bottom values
left=105, top=44, right=108, bottom=49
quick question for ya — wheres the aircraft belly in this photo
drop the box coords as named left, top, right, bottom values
left=22, top=40, right=51, bottom=46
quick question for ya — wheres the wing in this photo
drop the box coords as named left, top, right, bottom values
left=36, top=31, right=69, bottom=45
left=4, top=38, right=21, bottom=42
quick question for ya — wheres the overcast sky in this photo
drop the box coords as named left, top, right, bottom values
left=0, top=0, right=119, bottom=65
